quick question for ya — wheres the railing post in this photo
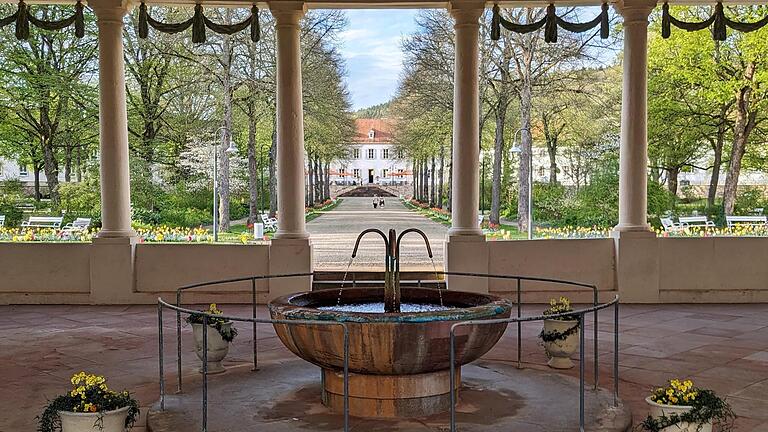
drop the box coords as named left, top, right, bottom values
left=158, top=302, right=165, bottom=411
left=593, top=287, right=599, bottom=390
left=579, top=312, right=585, bottom=432
left=202, top=315, right=208, bottom=432
left=449, top=326, right=457, bottom=432
left=614, top=299, right=620, bottom=407
left=343, top=324, right=350, bottom=432
left=517, top=278, right=522, bottom=369
left=176, top=290, right=183, bottom=393
left=252, top=278, right=258, bottom=371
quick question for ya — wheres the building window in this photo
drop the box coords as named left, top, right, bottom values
left=351, top=148, right=360, bottom=159
left=18, top=163, right=28, bottom=176
left=367, top=148, right=375, bottom=159
left=382, top=169, right=389, bottom=178
left=396, top=149, right=404, bottom=159
left=339, top=167, right=346, bottom=175
left=368, top=129, right=375, bottom=139
left=382, top=148, right=390, bottom=159
left=353, top=168, right=360, bottom=178
left=538, top=167, right=545, bottom=177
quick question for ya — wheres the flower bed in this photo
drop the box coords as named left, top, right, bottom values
left=404, top=199, right=450, bottom=225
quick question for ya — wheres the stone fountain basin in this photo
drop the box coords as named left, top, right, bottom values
left=268, top=287, right=512, bottom=375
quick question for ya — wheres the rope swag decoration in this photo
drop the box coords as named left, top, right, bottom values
left=539, top=320, right=580, bottom=343
left=662, top=2, right=768, bottom=41
left=0, top=0, right=84, bottom=40
left=491, top=3, right=609, bottom=43
left=138, top=2, right=260, bottom=44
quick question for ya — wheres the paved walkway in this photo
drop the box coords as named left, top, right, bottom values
left=2, top=303, right=767, bottom=431
left=308, top=197, right=448, bottom=271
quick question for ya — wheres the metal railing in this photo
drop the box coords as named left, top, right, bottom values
left=156, top=271, right=619, bottom=432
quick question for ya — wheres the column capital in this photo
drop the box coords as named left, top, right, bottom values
left=614, top=0, right=657, bottom=24
left=270, top=1, right=307, bottom=25
left=89, top=0, right=131, bottom=22
left=448, top=0, right=484, bottom=25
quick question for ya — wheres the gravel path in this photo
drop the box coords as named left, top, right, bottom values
left=308, top=197, right=448, bottom=271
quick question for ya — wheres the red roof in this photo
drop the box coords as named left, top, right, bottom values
left=355, top=119, right=393, bottom=143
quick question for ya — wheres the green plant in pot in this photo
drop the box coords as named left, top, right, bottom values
left=38, top=372, right=139, bottom=432
left=640, top=379, right=734, bottom=432
left=186, top=303, right=238, bottom=374
left=539, top=296, right=580, bottom=369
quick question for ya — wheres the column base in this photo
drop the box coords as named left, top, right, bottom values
left=612, top=223, right=653, bottom=234
left=447, top=226, right=483, bottom=237
left=445, top=234, right=488, bottom=293
left=322, top=368, right=461, bottom=418
left=96, top=228, right=136, bottom=238
left=612, top=229, right=660, bottom=303
left=268, top=237, right=313, bottom=300
left=90, top=236, right=137, bottom=304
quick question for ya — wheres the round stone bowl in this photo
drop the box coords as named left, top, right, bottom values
left=268, top=287, right=512, bottom=375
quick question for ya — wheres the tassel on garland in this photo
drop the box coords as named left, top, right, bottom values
left=138, top=2, right=148, bottom=39
left=661, top=2, right=671, bottom=38
left=250, top=6, right=259, bottom=42
left=74, top=1, right=84, bottom=38
left=15, top=0, right=29, bottom=40
left=191, top=4, right=205, bottom=43
left=600, top=3, right=609, bottom=39
left=491, top=4, right=501, bottom=41
left=712, top=2, right=726, bottom=41
left=544, top=4, right=557, bottom=43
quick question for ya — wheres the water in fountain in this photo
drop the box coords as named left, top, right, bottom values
left=318, top=302, right=451, bottom=313
left=335, top=256, right=355, bottom=306
left=429, top=257, right=444, bottom=307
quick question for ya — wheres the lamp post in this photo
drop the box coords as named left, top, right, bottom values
left=510, top=127, right=533, bottom=240
left=213, top=127, right=238, bottom=242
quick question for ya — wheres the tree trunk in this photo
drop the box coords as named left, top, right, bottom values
left=412, top=160, right=418, bottom=199
left=218, top=26, right=234, bottom=232
left=723, top=63, right=757, bottom=216
left=269, top=120, right=278, bottom=218
left=707, top=107, right=727, bottom=209
left=490, top=94, right=507, bottom=225
left=64, top=143, right=72, bottom=182
left=41, top=136, right=60, bottom=206
left=437, top=144, right=445, bottom=209
left=667, top=167, right=679, bottom=196
left=517, top=75, right=533, bottom=232
left=307, top=153, right=314, bottom=206
left=247, top=105, right=260, bottom=225
left=324, top=161, right=331, bottom=201
left=429, top=156, right=436, bottom=206
left=34, top=165, right=41, bottom=201
left=422, top=158, right=429, bottom=202
left=447, top=158, right=452, bottom=212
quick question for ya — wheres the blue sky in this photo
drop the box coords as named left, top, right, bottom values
left=337, top=10, right=420, bottom=111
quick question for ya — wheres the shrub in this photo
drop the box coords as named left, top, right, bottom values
left=58, top=180, right=101, bottom=225
left=735, top=187, right=765, bottom=215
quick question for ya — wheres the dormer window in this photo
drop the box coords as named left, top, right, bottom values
left=368, top=129, right=375, bottom=139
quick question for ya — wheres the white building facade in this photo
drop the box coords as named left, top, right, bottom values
left=329, top=119, right=412, bottom=186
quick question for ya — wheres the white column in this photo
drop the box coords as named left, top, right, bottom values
left=448, top=1, right=484, bottom=237
left=615, top=0, right=655, bottom=233
left=92, top=1, right=134, bottom=238
left=272, top=2, right=308, bottom=240
left=445, top=1, right=488, bottom=294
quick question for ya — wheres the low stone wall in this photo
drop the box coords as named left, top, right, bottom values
left=0, top=243, right=91, bottom=303
left=0, top=242, right=273, bottom=304
left=486, top=238, right=617, bottom=303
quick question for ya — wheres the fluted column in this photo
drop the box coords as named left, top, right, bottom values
left=272, top=1, right=309, bottom=239
left=92, top=1, right=133, bottom=238
left=448, top=1, right=484, bottom=237
left=615, top=0, right=656, bottom=233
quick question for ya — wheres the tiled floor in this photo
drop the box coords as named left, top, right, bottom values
left=1, top=303, right=767, bottom=431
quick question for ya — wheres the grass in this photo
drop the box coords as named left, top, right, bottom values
left=306, top=198, right=343, bottom=223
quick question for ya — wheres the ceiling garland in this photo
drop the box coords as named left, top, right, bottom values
left=138, top=2, right=260, bottom=44
left=661, top=2, right=768, bottom=41
left=0, top=0, right=84, bottom=40
left=491, top=3, right=610, bottom=43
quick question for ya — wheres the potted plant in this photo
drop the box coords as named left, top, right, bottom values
left=186, top=303, right=238, bottom=374
left=540, top=296, right=580, bottom=369
left=640, top=379, right=734, bottom=432
left=38, top=372, right=139, bottom=432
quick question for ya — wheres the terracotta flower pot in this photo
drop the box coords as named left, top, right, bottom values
left=542, top=318, right=579, bottom=369
left=59, top=406, right=130, bottom=432
left=192, top=321, right=232, bottom=374
left=645, top=396, right=712, bottom=432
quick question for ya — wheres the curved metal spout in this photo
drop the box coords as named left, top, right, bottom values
left=351, top=228, right=390, bottom=259
left=396, top=228, right=433, bottom=259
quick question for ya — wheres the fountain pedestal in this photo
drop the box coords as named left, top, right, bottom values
left=322, top=368, right=462, bottom=418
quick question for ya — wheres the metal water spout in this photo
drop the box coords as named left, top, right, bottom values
left=352, top=228, right=434, bottom=313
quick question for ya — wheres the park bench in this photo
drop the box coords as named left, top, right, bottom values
left=260, top=213, right=278, bottom=232
left=678, top=216, right=715, bottom=229
left=726, top=215, right=768, bottom=228
left=0, top=215, right=5, bottom=227
left=478, top=214, right=484, bottom=227
left=63, top=218, right=92, bottom=232
left=660, top=217, right=682, bottom=232
left=21, top=216, right=63, bottom=229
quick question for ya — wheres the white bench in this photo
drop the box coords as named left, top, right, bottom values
left=660, top=217, right=682, bottom=232
left=63, top=217, right=92, bottom=232
left=260, top=213, right=278, bottom=232
left=726, top=215, right=767, bottom=228
left=0, top=215, right=5, bottom=227
left=21, top=216, right=63, bottom=229
left=678, top=216, right=715, bottom=228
